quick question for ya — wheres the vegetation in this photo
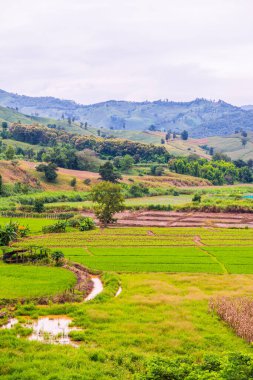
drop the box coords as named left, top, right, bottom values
left=99, top=161, right=122, bottom=182
left=0, top=264, right=75, bottom=300
left=91, top=182, right=125, bottom=225
left=169, top=154, right=253, bottom=185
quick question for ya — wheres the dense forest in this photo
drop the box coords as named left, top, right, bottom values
left=169, top=154, right=253, bottom=185
left=8, top=123, right=170, bottom=164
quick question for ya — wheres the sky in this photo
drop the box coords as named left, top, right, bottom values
left=0, top=0, right=253, bottom=105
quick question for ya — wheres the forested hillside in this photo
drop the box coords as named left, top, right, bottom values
left=1, top=89, right=253, bottom=137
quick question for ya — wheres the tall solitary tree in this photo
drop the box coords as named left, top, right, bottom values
left=91, top=182, right=125, bottom=226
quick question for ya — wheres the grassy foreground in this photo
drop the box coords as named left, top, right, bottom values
left=1, top=273, right=253, bottom=379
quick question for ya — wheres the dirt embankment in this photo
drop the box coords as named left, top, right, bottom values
left=82, top=210, right=253, bottom=228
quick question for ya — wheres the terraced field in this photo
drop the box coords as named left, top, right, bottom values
left=17, top=227, right=253, bottom=274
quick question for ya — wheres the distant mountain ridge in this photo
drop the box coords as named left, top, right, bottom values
left=0, top=89, right=252, bottom=137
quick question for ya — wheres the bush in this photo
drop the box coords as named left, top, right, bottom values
left=192, top=193, right=201, bottom=203
left=84, top=178, right=91, bottom=186
left=51, top=250, right=65, bottom=265
left=42, top=221, right=67, bottom=233
left=79, top=217, right=96, bottom=231
left=0, top=221, right=29, bottom=246
left=33, top=199, right=45, bottom=213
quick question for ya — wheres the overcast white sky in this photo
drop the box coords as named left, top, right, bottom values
left=0, top=0, right=253, bottom=105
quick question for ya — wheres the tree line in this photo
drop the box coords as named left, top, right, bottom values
left=169, top=154, right=253, bottom=185
left=8, top=123, right=170, bottom=163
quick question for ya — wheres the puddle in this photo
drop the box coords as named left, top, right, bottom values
left=85, top=277, right=103, bottom=301
left=2, top=316, right=79, bottom=347
left=115, top=287, right=122, bottom=297
left=1, top=318, right=18, bottom=329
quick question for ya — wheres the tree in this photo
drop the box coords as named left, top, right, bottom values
left=5, top=146, right=15, bottom=160
left=51, top=250, right=64, bottom=264
left=150, top=165, right=165, bottom=176
left=0, top=175, right=3, bottom=195
left=165, top=131, right=171, bottom=141
left=91, top=182, right=124, bottom=226
left=120, top=155, right=134, bottom=172
left=242, top=138, right=247, bottom=148
left=1, top=121, right=8, bottom=138
left=99, top=162, right=122, bottom=182
left=181, top=130, right=188, bottom=140
left=2, top=122, right=8, bottom=130
left=70, top=177, right=77, bottom=187
left=192, top=193, right=201, bottom=203
left=36, top=163, right=58, bottom=182
left=34, top=199, right=45, bottom=213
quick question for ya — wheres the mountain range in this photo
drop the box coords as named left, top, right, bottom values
left=0, top=89, right=252, bottom=138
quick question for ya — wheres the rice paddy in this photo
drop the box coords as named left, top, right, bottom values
left=15, top=225, right=253, bottom=274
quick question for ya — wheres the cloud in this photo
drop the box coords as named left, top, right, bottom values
left=0, top=0, right=252, bottom=105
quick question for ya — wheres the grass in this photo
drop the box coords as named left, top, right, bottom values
left=1, top=272, right=253, bottom=378
left=0, top=217, right=57, bottom=234
left=1, top=222, right=253, bottom=377
left=0, top=263, right=76, bottom=300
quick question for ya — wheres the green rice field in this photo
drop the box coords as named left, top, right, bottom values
left=0, top=262, right=76, bottom=299
left=14, top=224, right=253, bottom=274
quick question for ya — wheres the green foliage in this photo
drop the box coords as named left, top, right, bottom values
left=70, top=177, right=77, bottom=187
left=150, top=165, right=165, bottom=176
left=113, top=154, right=135, bottom=172
left=78, top=217, right=96, bottom=231
left=91, top=182, right=125, bottom=226
left=51, top=250, right=64, bottom=264
left=169, top=155, right=253, bottom=185
left=42, top=221, right=67, bottom=234
left=9, top=123, right=170, bottom=163
left=99, top=161, right=122, bottom=182
left=192, top=193, right=201, bottom=202
left=33, top=199, right=45, bottom=213
left=138, top=353, right=253, bottom=380
left=36, top=162, right=58, bottom=182
left=0, top=221, right=29, bottom=246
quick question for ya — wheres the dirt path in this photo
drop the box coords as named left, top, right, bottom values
left=194, top=235, right=204, bottom=246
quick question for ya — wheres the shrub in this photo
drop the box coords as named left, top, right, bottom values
left=42, top=221, right=67, bottom=234
left=192, top=193, right=201, bottom=203
left=84, top=178, right=91, bottom=186
left=70, top=177, right=77, bottom=187
left=78, top=217, right=96, bottom=231
left=33, top=199, right=45, bottom=213
left=0, top=221, right=29, bottom=246
left=51, top=250, right=65, bottom=265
